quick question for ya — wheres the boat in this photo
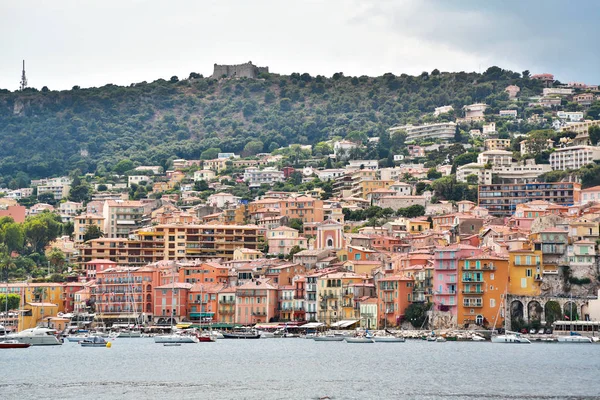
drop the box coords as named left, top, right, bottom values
left=373, top=335, right=405, bottom=343
left=116, top=329, right=142, bottom=338
left=198, top=335, right=216, bottom=342
left=163, top=343, right=181, bottom=347
left=154, top=333, right=199, bottom=344
left=260, top=331, right=276, bottom=339
left=491, top=332, right=531, bottom=344
left=66, top=334, right=90, bottom=342
left=0, top=340, right=31, bottom=349
left=471, top=334, right=486, bottom=342
left=313, top=334, right=345, bottom=342
left=80, top=336, right=109, bottom=347
left=345, top=336, right=374, bottom=343
left=557, top=332, right=593, bottom=343
left=2, top=327, right=62, bottom=346
left=436, top=337, right=447, bottom=342
left=222, top=330, right=261, bottom=339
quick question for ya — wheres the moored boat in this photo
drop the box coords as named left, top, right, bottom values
left=373, top=335, right=405, bottom=343
left=80, top=336, right=109, bottom=347
left=2, top=327, right=62, bottom=346
left=557, top=333, right=592, bottom=343
left=491, top=332, right=531, bottom=344
left=154, top=333, right=199, bottom=344
left=0, top=340, right=31, bottom=349
left=313, top=335, right=344, bottom=342
left=345, top=336, right=374, bottom=343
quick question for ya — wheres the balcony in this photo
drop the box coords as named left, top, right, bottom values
left=219, top=299, right=236, bottom=304
left=462, top=277, right=484, bottom=283
left=252, top=311, right=267, bottom=316
left=462, top=289, right=485, bottom=295
left=463, top=300, right=483, bottom=307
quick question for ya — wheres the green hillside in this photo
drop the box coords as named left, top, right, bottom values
left=0, top=67, right=543, bottom=183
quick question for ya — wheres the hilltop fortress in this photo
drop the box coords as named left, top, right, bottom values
left=211, top=61, right=269, bottom=79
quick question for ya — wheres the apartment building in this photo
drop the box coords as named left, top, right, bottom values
left=243, top=167, right=284, bottom=187
left=389, top=122, right=456, bottom=142
left=279, top=196, right=324, bottom=224
left=477, top=150, right=513, bottom=166
left=267, top=226, right=307, bottom=255
left=549, top=145, right=600, bottom=170
left=478, top=182, right=581, bottom=217
left=102, top=200, right=145, bottom=238
left=484, top=139, right=511, bottom=151
left=37, top=183, right=71, bottom=201
left=559, top=120, right=600, bottom=134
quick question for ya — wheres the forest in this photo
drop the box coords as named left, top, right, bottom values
left=0, top=66, right=545, bottom=185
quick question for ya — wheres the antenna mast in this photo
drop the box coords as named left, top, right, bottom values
left=20, top=60, right=28, bottom=91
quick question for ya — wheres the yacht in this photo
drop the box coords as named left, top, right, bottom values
left=556, top=334, right=592, bottom=343
left=2, top=327, right=62, bottom=346
left=154, top=333, right=199, bottom=344
left=491, top=332, right=531, bottom=344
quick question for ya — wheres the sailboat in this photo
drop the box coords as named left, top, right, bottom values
left=491, top=293, right=530, bottom=344
left=155, top=272, right=198, bottom=344
left=116, top=269, right=142, bottom=338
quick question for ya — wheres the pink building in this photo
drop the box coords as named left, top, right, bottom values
left=0, top=205, right=26, bottom=223
left=432, top=245, right=482, bottom=320
left=85, top=259, right=117, bottom=280
left=235, top=280, right=278, bottom=325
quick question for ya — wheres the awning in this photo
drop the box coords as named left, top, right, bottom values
left=96, top=314, right=140, bottom=320
left=331, top=320, right=359, bottom=328
left=299, top=322, right=324, bottom=329
left=189, top=312, right=215, bottom=318
left=189, top=323, right=238, bottom=329
left=254, top=322, right=281, bottom=329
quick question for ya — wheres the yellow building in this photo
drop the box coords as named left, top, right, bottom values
left=408, top=217, right=431, bottom=234
left=317, top=272, right=364, bottom=325
left=73, top=213, right=105, bottom=243
left=233, top=247, right=263, bottom=261
left=508, top=247, right=543, bottom=296
left=7, top=283, right=65, bottom=314
left=19, top=302, right=59, bottom=331
left=568, top=218, right=600, bottom=241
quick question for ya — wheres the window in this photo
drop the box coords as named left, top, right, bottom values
left=476, top=315, right=484, bottom=325
left=490, top=299, right=496, bottom=308
left=526, top=269, right=532, bottom=277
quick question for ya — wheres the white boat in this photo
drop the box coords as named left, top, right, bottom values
left=313, top=335, right=344, bottom=342
left=436, top=337, right=447, bottom=342
left=426, top=336, right=437, bottom=342
left=557, top=334, right=592, bottom=343
left=116, top=330, right=142, bottom=338
left=2, top=327, right=62, bottom=346
left=66, top=334, right=90, bottom=342
left=491, top=332, right=531, bottom=344
left=345, top=337, right=374, bottom=343
left=471, top=334, right=486, bottom=342
left=154, top=333, right=199, bottom=344
left=260, top=331, right=276, bottom=339
left=373, top=335, right=405, bottom=343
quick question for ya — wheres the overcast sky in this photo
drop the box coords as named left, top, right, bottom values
left=1, top=0, right=598, bottom=91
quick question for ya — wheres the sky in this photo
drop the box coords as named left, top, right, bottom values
left=1, top=0, right=599, bottom=91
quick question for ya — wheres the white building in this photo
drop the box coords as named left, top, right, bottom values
left=314, top=169, right=346, bottom=181
left=463, top=103, right=487, bottom=121
left=333, top=140, right=359, bottom=158
left=389, top=122, right=456, bottom=142
left=482, top=122, right=496, bottom=135
left=207, top=192, right=241, bottom=208
left=543, top=88, right=573, bottom=96
left=7, top=188, right=33, bottom=199
left=549, top=145, right=600, bottom=171
left=491, top=162, right=552, bottom=183
left=347, top=160, right=379, bottom=170
left=128, top=175, right=151, bottom=187
left=457, top=163, right=492, bottom=185
left=243, top=167, right=284, bottom=187
left=134, top=166, right=162, bottom=174
left=433, top=105, right=453, bottom=116
left=477, top=150, right=513, bottom=166
left=556, top=111, right=584, bottom=122
left=389, top=182, right=413, bottom=196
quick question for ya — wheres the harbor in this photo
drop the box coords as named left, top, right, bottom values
left=2, top=337, right=600, bottom=400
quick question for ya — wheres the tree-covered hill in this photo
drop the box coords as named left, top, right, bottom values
left=0, top=67, right=542, bottom=183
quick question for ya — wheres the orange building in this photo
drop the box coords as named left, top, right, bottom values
left=178, top=261, right=230, bottom=285
left=377, top=274, right=414, bottom=328
left=217, top=286, right=237, bottom=324
left=457, top=254, right=509, bottom=329
left=279, top=196, right=324, bottom=224
left=63, top=282, right=85, bottom=313
left=263, top=263, right=307, bottom=287
left=153, top=282, right=192, bottom=324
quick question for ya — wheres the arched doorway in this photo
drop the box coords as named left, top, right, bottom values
left=510, top=300, right=524, bottom=331
left=564, top=302, right=578, bottom=321
left=544, top=301, right=561, bottom=325
left=527, top=301, right=543, bottom=323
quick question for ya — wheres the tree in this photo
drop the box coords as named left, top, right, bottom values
left=523, top=130, right=554, bottom=158
left=279, top=98, right=292, bottom=112
left=427, top=168, right=442, bottom=180
left=522, top=70, right=530, bottom=79
left=188, top=72, right=202, bottom=79
left=194, top=180, right=209, bottom=191
left=83, top=225, right=103, bottom=242
left=69, top=184, right=90, bottom=203
left=0, top=294, right=20, bottom=311
left=24, top=219, right=49, bottom=253
left=113, top=159, right=134, bottom=175
left=544, top=301, right=562, bottom=325
left=287, top=245, right=304, bottom=259
left=289, top=218, right=304, bottom=233
left=170, top=75, right=179, bottom=83
left=2, top=222, right=24, bottom=253
left=405, top=303, right=429, bottom=328
left=47, top=247, right=66, bottom=273
left=396, top=205, right=425, bottom=218
left=37, top=192, right=56, bottom=205
left=589, top=125, right=600, bottom=146
left=97, top=184, right=108, bottom=192
left=200, top=147, right=221, bottom=160
left=243, top=140, right=264, bottom=156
